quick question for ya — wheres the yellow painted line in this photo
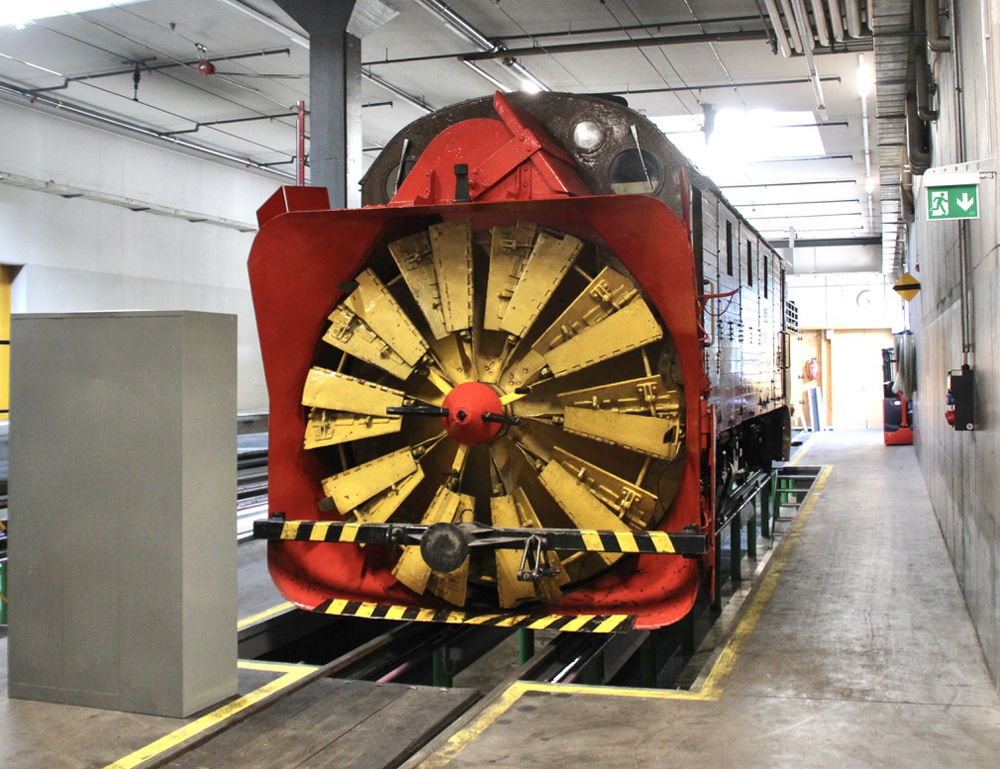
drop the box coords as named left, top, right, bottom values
left=614, top=531, right=639, bottom=552
left=515, top=680, right=706, bottom=701
left=236, top=601, right=295, bottom=630
left=698, top=463, right=831, bottom=697
left=355, top=602, right=377, bottom=618
left=281, top=521, right=301, bottom=539
left=419, top=682, right=531, bottom=769
left=416, top=608, right=438, bottom=622
left=385, top=605, right=409, bottom=621
left=652, top=533, right=676, bottom=553
left=103, top=662, right=315, bottom=769
left=416, top=466, right=834, bottom=768
left=788, top=434, right=815, bottom=466
left=237, top=660, right=319, bottom=674
left=580, top=530, right=604, bottom=551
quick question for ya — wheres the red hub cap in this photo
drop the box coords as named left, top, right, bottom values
left=441, top=382, right=504, bottom=445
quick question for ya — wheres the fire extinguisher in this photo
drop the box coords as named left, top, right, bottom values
left=945, top=390, right=956, bottom=426
left=804, top=357, right=820, bottom=381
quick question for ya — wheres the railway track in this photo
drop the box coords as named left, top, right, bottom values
left=109, top=460, right=823, bottom=769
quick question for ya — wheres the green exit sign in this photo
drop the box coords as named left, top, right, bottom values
left=927, top=184, right=979, bottom=220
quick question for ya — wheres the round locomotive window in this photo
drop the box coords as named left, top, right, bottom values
left=383, top=158, right=417, bottom=201
left=572, top=120, right=605, bottom=151
left=608, top=148, right=662, bottom=194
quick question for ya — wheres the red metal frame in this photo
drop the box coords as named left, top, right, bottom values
left=391, top=93, right=590, bottom=206
left=248, top=91, right=710, bottom=628
left=249, top=194, right=705, bottom=628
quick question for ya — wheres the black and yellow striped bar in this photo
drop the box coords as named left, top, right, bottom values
left=311, top=598, right=636, bottom=633
left=253, top=518, right=708, bottom=556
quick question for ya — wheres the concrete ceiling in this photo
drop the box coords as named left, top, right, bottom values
left=0, top=0, right=917, bottom=272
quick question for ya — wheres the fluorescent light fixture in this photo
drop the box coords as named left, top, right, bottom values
left=462, top=60, right=512, bottom=93
left=1, top=1, right=146, bottom=28
left=857, top=54, right=874, bottom=99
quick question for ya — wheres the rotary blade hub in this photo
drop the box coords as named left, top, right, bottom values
left=441, top=381, right=504, bottom=445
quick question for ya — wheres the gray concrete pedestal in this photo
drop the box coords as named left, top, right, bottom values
left=7, top=311, right=237, bottom=717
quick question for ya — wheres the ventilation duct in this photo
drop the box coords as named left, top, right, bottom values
left=762, top=0, right=869, bottom=55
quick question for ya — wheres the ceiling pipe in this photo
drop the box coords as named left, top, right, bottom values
left=858, top=54, right=874, bottom=231
left=412, top=0, right=548, bottom=91
left=214, top=0, right=310, bottom=48
left=912, top=0, right=939, bottom=120
left=762, top=0, right=793, bottom=57
left=614, top=75, right=840, bottom=95
left=900, top=168, right=915, bottom=223
left=926, top=0, right=951, bottom=52
left=809, top=0, right=832, bottom=46
left=0, top=79, right=296, bottom=179
left=496, top=16, right=764, bottom=42
left=905, top=92, right=932, bottom=174
left=778, top=0, right=805, bottom=51
left=463, top=30, right=769, bottom=60
left=791, top=0, right=827, bottom=115
left=844, top=0, right=863, bottom=38
left=826, top=0, right=846, bottom=41
left=462, top=61, right=511, bottom=92
left=362, top=70, right=432, bottom=112
left=915, top=42, right=938, bottom=120
left=27, top=47, right=292, bottom=95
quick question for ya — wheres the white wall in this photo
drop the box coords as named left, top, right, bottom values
left=0, top=99, right=282, bottom=411
left=908, top=0, right=1000, bottom=689
left=780, top=243, right=880, bottom=273
left=787, top=271, right=905, bottom=330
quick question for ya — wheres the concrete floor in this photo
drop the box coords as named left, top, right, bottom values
left=0, top=537, right=291, bottom=769
left=5, top=430, right=1000, bottom=768
left=409, top=430, right=1000, bottom=768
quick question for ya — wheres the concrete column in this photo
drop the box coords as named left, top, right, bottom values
left=310, top=28, right=362, bottom=207
left=274, top=0, right=361, bottom=207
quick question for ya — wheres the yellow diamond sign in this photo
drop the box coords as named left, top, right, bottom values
left=893, top=272, right=921, bottom=302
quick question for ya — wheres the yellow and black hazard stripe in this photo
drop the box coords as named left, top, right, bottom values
left=312, top=598, right=635, bottom=633
left=255, top=519, right=707, bottom=556
left=549, top=528, right=688, bottom=554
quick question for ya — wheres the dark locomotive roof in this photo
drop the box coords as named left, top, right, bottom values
left=360, top=91, right=690, bottom=217
left=360, top=91, right=783, bottom=268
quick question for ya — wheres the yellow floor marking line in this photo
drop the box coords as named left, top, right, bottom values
left=788, top=432, right=815, bottom=466
left=418, top=464, right=833, bottom=768
left=103, top=660, right=318, bottom=769
left=237, top=660, right=319, bottom=675
left=236, top=601, right=295, bottom=630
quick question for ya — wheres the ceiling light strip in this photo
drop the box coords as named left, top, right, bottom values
left=0, top=169, right=257, bottom=231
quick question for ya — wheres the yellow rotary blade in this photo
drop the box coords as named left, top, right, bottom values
left=484, top=222, right=538, bottom=331
left=499, top=230, right=582, bottom=339
left=302, top=367, right=405, bottom=415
